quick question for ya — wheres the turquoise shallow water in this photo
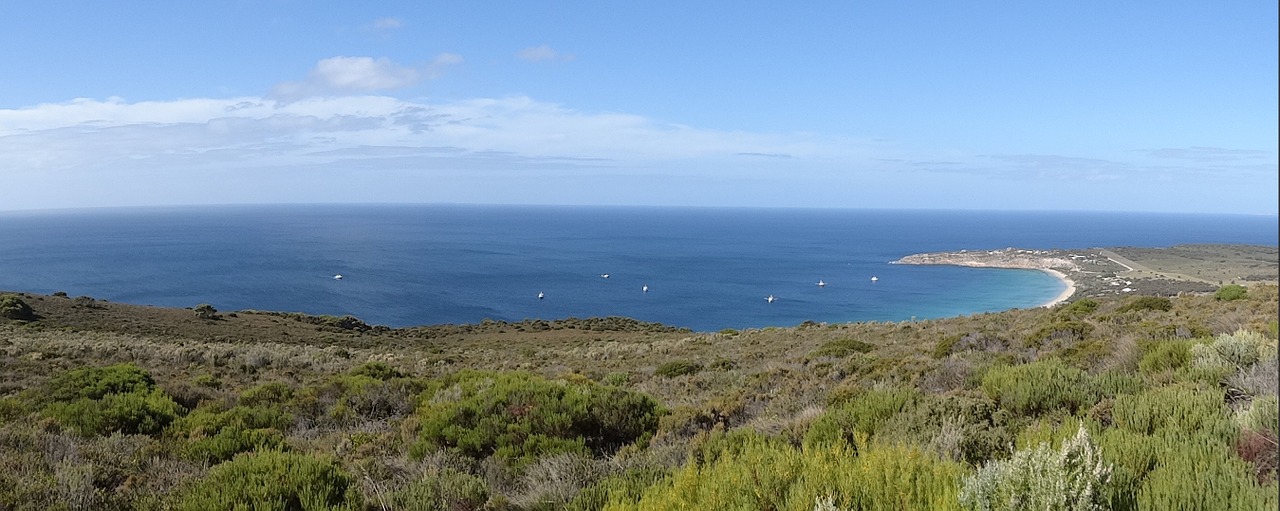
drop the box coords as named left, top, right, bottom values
left=0, top=205, right=1274, bottom=331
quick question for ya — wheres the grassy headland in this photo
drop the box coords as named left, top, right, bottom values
left=0, top=243, right=1276, bottom=510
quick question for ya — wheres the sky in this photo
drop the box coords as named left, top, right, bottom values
left=1, top=2, right=1276, bottom=214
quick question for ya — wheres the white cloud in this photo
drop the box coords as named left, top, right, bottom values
left=370, top=17, right=403, bottom=30
left=517, top=45, right=574, bottom=62
left=2, top=93, right=1272, bottom=214
left=270, top=55, right=461, bottom=98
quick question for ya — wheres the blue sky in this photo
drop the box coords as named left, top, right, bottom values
left=1, top=2, right=1276, bottom=214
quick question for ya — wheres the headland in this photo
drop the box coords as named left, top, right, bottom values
left=892, top=244, right=1278, bottom=305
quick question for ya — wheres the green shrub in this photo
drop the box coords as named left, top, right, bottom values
left=654, top=361, right=703, bottom=378
left=1026, top=319, right=1095, bottom=348
left=874, top=393, right=1015, bottom=466
left=566, top=466, right=668, bottom=511
left=1213, top=284, right=1248, bottom=301
left=811, top=338, right=875, bottom=358
left=0, top=397, right=25, bottom=423
left=0, top=294, right=34, bottom=320
left=239, top=381, right=294, bottom=407
left=45, top=363, right=155, bottom=402
left=45, top=388, right=183, bottom=437
left=933, top=336, right=960, bottom=358
left=1238, top=395, right=1279, bottom=437
left=176, top=450, right=360, bottom=510
left=1111, top=384, right=1235, bottom=444
left=1059, top=298, right=1100, bottom=317
left=959, top=424, right=1112, bottom=511
left=413, top=371, right=663, bottom=464
left=386, top=468, right=489, bottom=511
left=609, top=434, right=964, bottom=511
left=1116, top=297, right=1172, bottom=313
left=40, top=364, right=183, bottom=436
left=805, top=386, right=916, bottom=448
left=1137, top=438, right=1275, bottom=511
left=349, top=361, right=404, bottom=380
left=171, top=404, right=292, bottom=463
left=1137, top=340, right=1192, bottom=374
left=980, top=359, right=1095, bottom=416
left=321, top=373, right=428, bottom=422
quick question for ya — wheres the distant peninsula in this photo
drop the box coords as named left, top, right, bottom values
left=893, top=244, right=1279, bottom=305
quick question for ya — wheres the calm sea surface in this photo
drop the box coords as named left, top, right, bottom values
left=0, top=205, right=1274, bottom=331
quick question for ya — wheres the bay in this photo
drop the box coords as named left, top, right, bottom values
left=0, top=204, right=1274, bottom=331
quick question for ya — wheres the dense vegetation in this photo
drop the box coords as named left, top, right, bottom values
left=0, top=284, right=1276, bottom=510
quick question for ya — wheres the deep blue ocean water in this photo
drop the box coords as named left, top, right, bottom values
left=0, top=204, right=1275, bottom=331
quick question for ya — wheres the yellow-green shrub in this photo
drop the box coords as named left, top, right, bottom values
left=607, top=432, right=963, bottom=511
left=39, top=364, right=183, bottom=437
left=175, top=450, right=360, bottom=510
left=980, top=359, right=1095, bottom=417
left=169, top=404, right=292, bottom=463
left=413, top=371, right=663, bottom=464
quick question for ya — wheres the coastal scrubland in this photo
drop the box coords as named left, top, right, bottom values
left=0, top=281, right=1277, bottom=510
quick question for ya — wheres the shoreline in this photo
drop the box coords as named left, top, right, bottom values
left=892, top=248, right=1080, bottom=308
left=1036, top=268, right=1077, bottom=308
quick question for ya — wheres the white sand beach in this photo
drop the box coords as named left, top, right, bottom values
left=1038, top=268, right=1077, bottom=308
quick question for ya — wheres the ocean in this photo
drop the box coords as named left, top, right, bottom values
left=0, top=204, right=1275, bottom=332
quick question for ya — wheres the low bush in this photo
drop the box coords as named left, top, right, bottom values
left=1137, top=340, right=1192, bottom=375
left=1137, top=438, right=1276, bottom=511
left=1116, top=297, right=1172, bottom=314
left=1111, top=384, right=1235, bottom=444
left=980, top=359, right=1095, bottom=416
left=805, top=386, right=916, bottom=448
left=0, top=294, right=34, bottom=320
left=609, top=432, right=964, bottom=511
left=175, top=450, right=360, bottom=510
left=1213, top=284, right=1248, bottom=301
left=40, top=364, right=183, bottom=436
left=1058, top=298, right=1100, bottom=318
left=1191, top=329, right=1276, bottom=372
left=44, top=363, right=155, bottom=403
left=811, top=338, right=874, bottom=358
left=413, top=371, right=663, bottom=464
left=45, top=389, right=183, bottom=437
left=654, top=361, right=703, bottom=378
left=959, top=424, right=1112, bottom=511
left=385, top=468, right=489, bottom=511
left=170, top=404, right=292, bottom=463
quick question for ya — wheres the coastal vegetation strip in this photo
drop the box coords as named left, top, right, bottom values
left=893, top=244, right=1278, bottom=301
left=0, top=243, right=1276, bottom=509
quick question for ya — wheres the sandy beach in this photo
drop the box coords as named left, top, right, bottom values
left=1037, top=268, right=1077, bottom=308
left=892, top=248, right=1080, bottom=308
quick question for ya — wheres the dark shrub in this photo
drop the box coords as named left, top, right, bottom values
left=1116, top=296, right=1172, bottom=313
left=1058, top=298, right=1099, bottom=317
left=654, top=361, right=703, bottom=378
left=812, top=338, right=875, bottom=358
left=193, top=303, right=217, bottom=319
left=349, top=361, right=404, bottom=380
left=0, top=294, right=34, bottom=320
